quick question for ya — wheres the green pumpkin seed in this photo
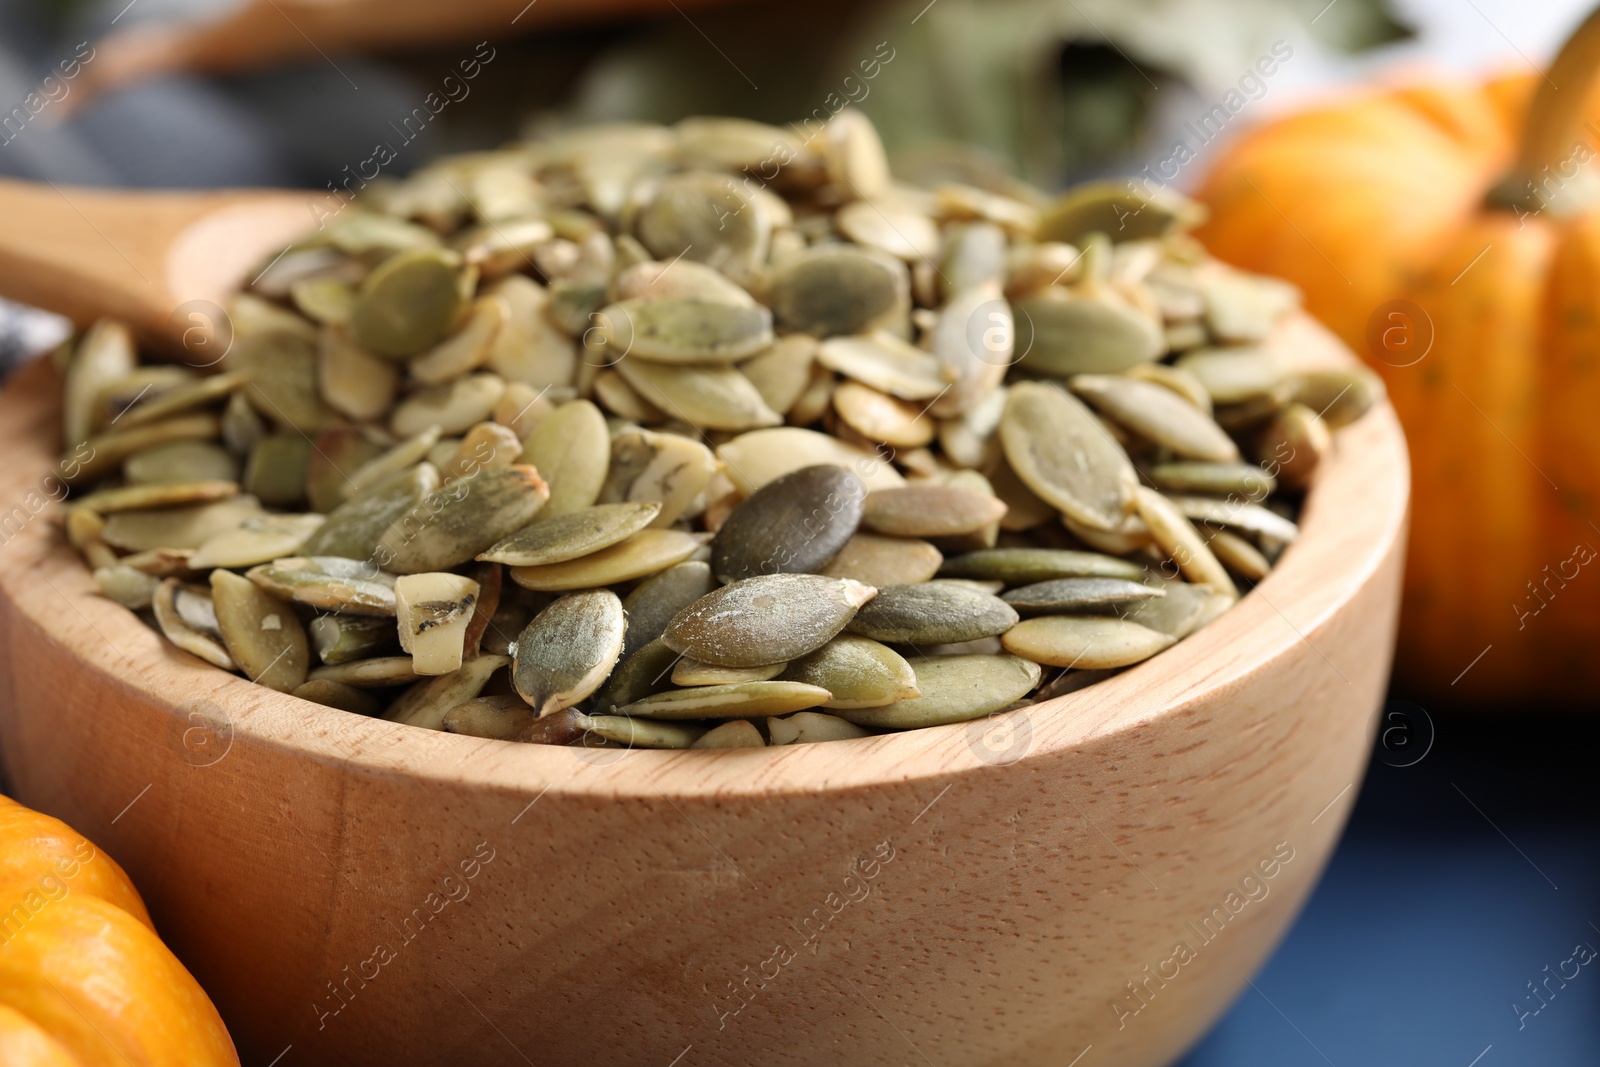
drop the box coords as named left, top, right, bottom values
left=64, top=319, right=136, bottom=447
left=622, top=680, right=830, bottom=719
left=390, top=571, right=479, bottom=676
left=294, top=678, right=382, bottom=715
left=519, top=399, right=610, bottom=518
left=291, top=277, right=356, bottom=326
left=1290, top=366, right=1383, bottom=429
left=189, top=514, right=325, bottom=569
left=1034, top=180, right=1203, bottom=245
left=1134, top=487, right=1236, bottom=594
left=152, top=579, right=236, bottom=670
left=598, top=428, right=720, bottom=527
left=351, top=248, right=466, bottom=357
left=1256, top=403, right=1330, bottom=490
left=1203, top=527, right=1271, bottom=581
left=592, top=369, right=665, bottom=422
left=766, top=246, right=908, bottom=337
left=672, top=658, right=787, bottom=686
left=938, top=547, right=1147, bottom=584
left=438, top=421, right=523, bottom=484
left=377, top=465, right=549, bottom=574
left=928, top=286, right=1010, bottom=417
left=123, top=441, right=239, bottom=486
left=309, top=614, right=398, bottom=665
left=831, top=382, right=935, bottom=448
left=767, top=711, right=871, bottom=744
left=387, top=653, right=508, bottom=729
left=308, top=655, right=420, bottom=688
left=441, top=695, right=535, bottom=740
left=592, top=637, right=681, bottom=712
left=247, top=556, right=399, bottom=616
left=1001, top=615, right=1176, bottom=669
left=509, top=529, right=708, bottom=592
left=941, top=222, right=1007, bottom=297
left=779, top=635, right=918, bottom=709
left=817, top=533, right=942, bottom=586
left=1163, top=493, right=1300, bottom=544
left=340, top=427, right=438, bottom=500
left=815, top=331, right=946, bottom=401
left=823, top=109, right=891, bottom=200
left=1001, top=577, right=1163, bottom=615
left=75, top=480, right=239, bottom=515
left=596, top=298, right=774, bottom=364
left=408, top=295, right=507, bottom=385
left=575, top=713, right=707, bottom=749
left=692, top=720, right=768, bottom=748
left=233, top=331, right=340, bottom=433
left=846, top=581, right=1017, bottom=645
left=243, top=434, right=312, bottom=508
left=1000, top=381, right=1137, bottom=531
left=1173, top=346, right=1290, bottom=404
left=94, top=565, right=161, bottom=610
left=63, top=414, right=222, bottom=486
left=1202, top=269, right=1298, bottom=343
left=836, top=654, right=1040, bottom=729
left=114, top=370, right=251, bottom=431
left=478, top=501, right=660, bottom=566
left=620, top=562, right=716, bottom=658
left=1013, top=287, right=1164, bottom=377
left=612, top=259, right=757, bottom=306
left=1147, top=461, right=1275, bottom=499
left=860, top=485, right=1008, bottom=539
left=320, top=210, right=441, bottom=255
left=1069, top=374, right=1239, bottom=462
left=483, top=275, right=578, bottom=389
left=512, top=590, right=626, bottom=716
left=392, top=373, right=507, bottom=438
left=303, top=463, right=439, bottom=559
left=738, top=335, right=819, bottom=416
left=836, top=200, right=940, bottom=262
left=210, top=569, right=310, bottom=693
left=101, top=497, right=265, bottom=552
left=1115, top=580, right=1226, bottom=638
left=711, top=464, right=864, bottom=583
left=635, top=171, right=771, bottom=280
left=318, top=325, right=399, bottom=421
left=717, top=427, right=904, bottom=496
left=614, top=359, right=781, bottom=430
left=663, top=573, right=876, bottom=667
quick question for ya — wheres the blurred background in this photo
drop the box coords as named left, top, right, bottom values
left=2, top=0, right=1598, bottom=1062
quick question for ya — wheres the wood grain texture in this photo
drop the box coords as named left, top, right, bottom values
left=0, top=350, right=1408, bottom=1066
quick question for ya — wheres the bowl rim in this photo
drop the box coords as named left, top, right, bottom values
left=0, top=317, right=1409, bottom=800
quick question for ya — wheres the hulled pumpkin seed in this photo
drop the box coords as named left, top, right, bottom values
left=304, top=463, right=439, bottom=559
left=613, top=259, right=757, bottom=306
left=123, top=441, right=238, bottom=486
left=74, top=480, right=239, bottom=515
left=635, top=171, right=770, bottom=280
left=1134, top=487, right=1236, bottom=594
left=509, top=529, right=708, bottom=592
left=767, top=711, right=870, bottom=744
left=248, top=556, right=399, bottom=616
left=860, top=485, right=1008, bottom=539
left=439, top=421, right=523, bottom=484
left=622, top=680, right=831, bottom=719
left=673, top=658, right=787, bottom=686
left=64, top=319, right=136, bottom=447
left=309, top=613, right=398, bottom=665
left=1002, top=577, right=1164, bottom=615
left=1147, top=461, right=1275, bottom=499
left=1204, top=527, right=1271, bottom=581
left=441, top=695, right=537, bottom=740
left=614, top=358, right=781, bottom=430
left=938, top=547, right=1147, bottom=584
left=780, top=635, right=918, bottom=709
left=1069, top=374, right=1239, bottom=462
left=1163, top=493, right=1300, bottom=544
left=596, top=298, right=774, bottom=363
left=692, top=720, right=768, bottom=748
left=1257, top=403, right=1330, bottom=490
left=717, top=427, right=904, bottom=495
left=242, top=434, right=311, bottom=507
left=831, top=382, right=935, bottom=447
left=815, top=331, right=945, bottom=400
left=1173, top=346, right=1289, bottom=404
left=308, top=656, right=420, bottom=688
left=391, top=373, right=507, bottom=438
left=114, top=370, right=251, bottom=431
left=479, top=501, right=660, bottom=566
left=1013, top=288, right=1163, bottom=377
left=816, top=532, right=942, bottom=586
left=1035, top=180, right=1202, bottom=245
left=711, top=464, right=864, bottom=583
left=512, top=590, right=626, bottom=716
left=663, top=573, right=876, bottom=667
left=101, top=497, right=265, bottom=552
left=293, top=679, right=382, bottom=715
left=519, top=399, right=610, bottom=518
left=409, top=295, right=507, bottom=385
left=484, top=275, right=578, bottom=389
left=149, top=580, right=232, bottom=668
left=189, top=514, right=325, bottom=569
left=95, top=565, right=161, bottom=610
left=575, top=713, right=707, bottom=749
left=846, top=581, right=1018, bottom=645
left=63, top=413, right=223, bottom=486
left=739, top=334, right=819, bottom=415
left=351, top=248, right=465, bottom=357
left=620, top=561, right=716, bottom=658
left=318, top=325, right=399, bottom=421
left=836, top=654, right=1040, bottom=729
left=377, top=465, right=550, bottom=573
left=387, top=653, right=508, bottom=729
left=232, top=331, right=339, bottom=433
left=1290, top=366, right=1383, bottom=429
left=1001, top=615, right=1176, bottom=669
left=1118, top=580, right=1232, bottom=638
left=342, top=427, right=442, bottom=499
left=1001, top=381, right=1137, bottom=531
left=766, top=246, right=908, bottom=337
left=210, top=569, right=309, bottom=692
left=598, top=428, right=720, bottom=527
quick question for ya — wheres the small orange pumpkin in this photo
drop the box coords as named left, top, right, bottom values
left=0, top=795, right=238, bottom=1066
left=1194, top=11, right=1600, bottom=705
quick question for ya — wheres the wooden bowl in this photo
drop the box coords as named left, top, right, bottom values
left=0, top=348, right=1407, bottom=1067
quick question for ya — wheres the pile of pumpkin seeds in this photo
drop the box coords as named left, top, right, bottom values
left=54, top=111, right=1381, bottom=752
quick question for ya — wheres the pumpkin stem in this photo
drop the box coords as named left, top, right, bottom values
left=1491, top=4, right=1600, bottom=215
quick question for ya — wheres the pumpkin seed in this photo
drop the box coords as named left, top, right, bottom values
left=291, top=277, right=356, bottom=326
left=1069, top=373, right=1239, bottom=462
left=63, top=413, right=222, bottom=486
left=1001, top=615, right=1176, bottom=669
left=1203, top=527, right=1271, bottom=581
left=622, top=680, right=831, bottom=719
left=663, top=573, right=876, bottom=667
left=392, top=571, right=482, bottom=675
left=1163, top=493, right=1300, bottom=543
left=816, top=533, right=942, bottom=586
left=635, top=171, right=770, bottom=280
left=823, top=109, right=891, bottom=200
left=927, top=286, right=1010, bottom=417
left=1290, top=366, right=1383, bottom=429
left=114, top=370, right=251, bottom=431
left=494, top=380, right=558, bottom=439
left=75, top=480, right=239, bottom=515
left=408, top=295, right=507, bottom=385
left=483, top=275, right=578, bottom=389
left=590, top=637, right=680, bottom=712
left=309, top=614, right=398, bottom=665
left=248, top=556, right=399, bottom=616
left=1257, top=403, right=1330, bottom=490
left=598, top=428, right=720, bottom=527
left=1000, top=381, right=1137, bottom=530
left=153, top=579, right=237, bottom=670
left=614, top=358, right=781, bottom=430
left=1173, top=346, right=1289, bottom=404
left=509, top=529, right=708, bottom=592
left=94, top=565, right=161, bottom=610
left=1118, top=580, right=1230, bottom=638
left=351, top=248, right=465, bottom=357
left=836, top=653, right=1040, bottom=729
left=1147, top=461, right=1275, bottom=499
left=938, top=547, right=1147, bottom=584
left=692, top=720, right=768, bottom=748
left=1203, top=269, right=1298, bottom=343
left=711, top=464, right=864, bottom=583
left=189, top=514, right=325, bottom=569
left=1035, top=180, right=1203, bottom=245
left=835, top=200, right=940, bottom=262
left=123, top=441, right=239, bottom=486
left=342, top=427, right=441, bottom=499
left=596, top=298, right=774, bottom=363
left=592, top=369, right=665, bottom=422
left=846, top=581, right=1018, bottom=645
left=1002, top=577, right=1164, bottom=615
left=575, top=713, right=707, bottom=749
left=441, top=695, right=537, bottom=740
left=1134, top=487, right=1236, bottom=594
left=243, top=434, right=312, bottom=507
left=672, top=657, right=788, bottom=686
left=612, top=259, right=757, bottom=306
left=479, top=501, right=660, bottom=566
left=1013, top=287, right=1164, bottom=377
left=232, top=331, right=339, bottom=433
left=64, top=319, right=136, bottom=447
left=210, top=569, right=309, bottom=692
left=717, top=427, right=904, bottom=495
left=786, top=363, right=836, bottom=425
left=304, top=463, right=439, bottom=559
left=831, top=382, right=935, bottom=447
left=438, top=421, right=523, bottom=484
left=766, top=246, right=908, bottom=337
left=779, top=635, right=918, bottom=709
left=308, top=656, right=420, bottom=688
left=391, top=373, right=507, bottom=438
left=511, top=590, right=626, bottom=716
left=387, top=653, right=508, bottom=729
left=377, top=465, right=549, bottom=574
left=739, top=335, right=819, bottom=416
left=814, top=331, right=945, bottom=401
left=519, top=399, right=610, bottom=518
left=860, top=485, right=1008, bottom=539
left=101, top=497, right=265, bottom=552
left=767, top=711, right=870, bottom=744
left=620, top=561, right=717, bottom=658
left=318, top=325, right=399, bottom=421
left=293, top=679, right=382, bottom=715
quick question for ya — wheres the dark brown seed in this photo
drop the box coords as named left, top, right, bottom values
left=711, top=464, right=864, bottom=583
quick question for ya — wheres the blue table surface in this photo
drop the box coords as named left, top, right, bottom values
left=1176, top=704, right=1600, bottom=1067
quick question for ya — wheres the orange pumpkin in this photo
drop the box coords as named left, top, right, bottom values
left=0, top=795, right=237, bottom=1066
left=1194, top=13, right=1600, bottom=705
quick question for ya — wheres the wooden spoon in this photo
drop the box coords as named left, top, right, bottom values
left=0, top=177, right=313, bottom=355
